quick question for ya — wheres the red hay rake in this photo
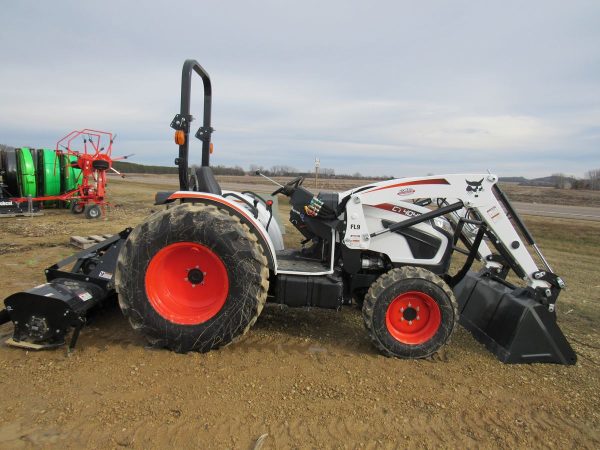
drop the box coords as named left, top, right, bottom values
left=12, top=129, right=130, bottom=219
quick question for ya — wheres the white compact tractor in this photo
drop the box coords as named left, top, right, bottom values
left=0, top=60, right=576, bottom=364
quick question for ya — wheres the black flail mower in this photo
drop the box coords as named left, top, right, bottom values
left=0, top=60, right=576, bottom=365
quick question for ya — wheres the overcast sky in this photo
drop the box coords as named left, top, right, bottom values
left=1, top=0, right=598, bottom=177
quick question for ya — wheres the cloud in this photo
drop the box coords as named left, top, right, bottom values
left=0, top=0, right=598, bottom=178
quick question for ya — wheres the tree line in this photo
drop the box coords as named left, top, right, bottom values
left=551, top=170, right=600, bottom=190
left=2, top=144, right=599, bottom=188
left=248, top=164, right=392, bottom=180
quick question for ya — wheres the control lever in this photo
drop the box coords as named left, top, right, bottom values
left=255, top=170, right=284, bottom=188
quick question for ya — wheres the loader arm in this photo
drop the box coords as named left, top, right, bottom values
left=343, top=174, right=554, bottom=291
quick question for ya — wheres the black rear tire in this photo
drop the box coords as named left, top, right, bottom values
left=115, top=202, right=269, bottom=353
left=362, top=266, right=457, bottom=359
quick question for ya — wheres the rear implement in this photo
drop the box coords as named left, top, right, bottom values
left=1, top=229, right=131, bottom=350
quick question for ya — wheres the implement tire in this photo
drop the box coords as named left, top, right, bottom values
left=362, top=266, right=457, bottom=359
left=71, top=202, right=84, bottom=214
left=84, top=204, right=101, bottom=219
left=116, top=202, right=269, bottom=353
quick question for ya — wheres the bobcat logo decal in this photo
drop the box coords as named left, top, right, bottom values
left=466, top=178, right=484, bottom=197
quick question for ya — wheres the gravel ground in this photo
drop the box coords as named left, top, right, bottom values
left=0, top=178, right=598, bottom=449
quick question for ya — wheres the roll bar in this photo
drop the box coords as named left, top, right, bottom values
left=170, top=59, right=213, bottom=191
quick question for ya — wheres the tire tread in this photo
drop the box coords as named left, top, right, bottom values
left=116, top=202, right=269, bottom=352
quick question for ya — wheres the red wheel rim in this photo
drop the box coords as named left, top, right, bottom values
left=145, top=242, right=229, bottom=325
left=385, top=291, right=441, bottom=345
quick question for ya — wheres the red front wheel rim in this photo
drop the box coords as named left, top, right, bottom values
left=145, top=242, right=229, bottom=325
left=385, top=291, right=441, bottom=345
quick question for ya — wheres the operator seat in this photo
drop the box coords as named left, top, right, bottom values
left=193, top=166, right=222, bottom=195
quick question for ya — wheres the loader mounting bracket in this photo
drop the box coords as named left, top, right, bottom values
left=484, top=254, right=510, bottom=279
left=529, top=271, right=564, bottom=309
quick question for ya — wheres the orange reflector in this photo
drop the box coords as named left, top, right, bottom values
left=174, top=130, right=185, bottom=145
left=209, top=142, right=214, bottom=154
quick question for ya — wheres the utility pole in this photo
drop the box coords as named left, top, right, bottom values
left=314, top=157, right=320, bottom=189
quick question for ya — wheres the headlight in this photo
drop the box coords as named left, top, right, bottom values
left=434, top=217, right=453, bottom=235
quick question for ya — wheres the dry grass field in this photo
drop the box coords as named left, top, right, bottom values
left=0, top=176, right=598, bottom=448
left=499, top=182, right=600, bottom=208
left=127, top=173, right=600, bottom=207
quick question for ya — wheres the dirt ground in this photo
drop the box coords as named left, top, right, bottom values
left=0, top=178, right=599, bottom=449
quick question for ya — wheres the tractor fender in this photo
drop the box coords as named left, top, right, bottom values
left=162, top=191, right=278, bottom=272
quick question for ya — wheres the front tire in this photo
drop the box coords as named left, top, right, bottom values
left=115, top=202, right=269, bottom=353
left=362, top=267, right=457, bottom=359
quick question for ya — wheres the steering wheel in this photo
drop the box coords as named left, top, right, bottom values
left=272, top=176, right=304, bottom=196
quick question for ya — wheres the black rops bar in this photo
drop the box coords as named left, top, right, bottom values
left=172, top=59, right=213, bottom=191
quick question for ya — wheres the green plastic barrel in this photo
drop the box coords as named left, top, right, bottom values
left=62, top=154, right=82, bottom=192
left=16, top=148, right=37, bottom=197
left=38, top=148, right=61, bottom=196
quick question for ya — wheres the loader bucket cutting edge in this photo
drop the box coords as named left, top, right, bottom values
left=453, top=271, right=576, bottom=365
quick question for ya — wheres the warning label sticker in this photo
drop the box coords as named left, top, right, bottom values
left=78, top=292, right=93, bottom=301
left=487, top=206, right=501, bottom=222
left=349, top=234, right=361, bottom=245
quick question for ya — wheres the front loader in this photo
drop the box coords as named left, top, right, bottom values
left=0, top=60, right=576, bottom=365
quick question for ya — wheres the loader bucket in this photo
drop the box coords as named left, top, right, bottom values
left=453, top=271, right=576, bottom=365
